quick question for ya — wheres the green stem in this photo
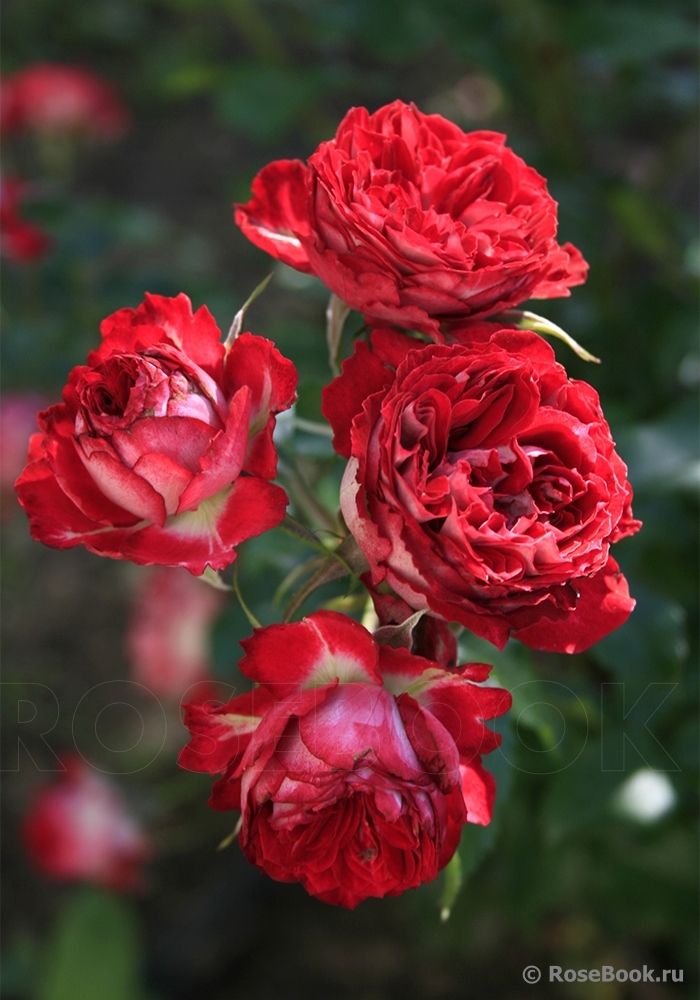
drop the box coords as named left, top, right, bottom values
left=277, top=458, right=339, bottom=534
left=281, top=535, right=368, bottom=623
left=233, top=563, right=262, bottom=629
left=224, top=273, right=273, bottom=351
left=293, top=416, right=334, bottom=438
left=217, top=814, right=243, bottom=851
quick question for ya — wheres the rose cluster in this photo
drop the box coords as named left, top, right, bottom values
left=16, top=100, right=639, bottom=908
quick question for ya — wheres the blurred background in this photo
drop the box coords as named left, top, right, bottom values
left=1, top=1, right=698, bottom=997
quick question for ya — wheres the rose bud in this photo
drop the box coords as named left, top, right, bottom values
left=2, top=63, right=130, bottom=139
left=179, top=610, right=510, bottom=908
left=0, top=177, right=50, bottom=263
left=322, top=325, right=641, bottom=653
left=15, top=293, right=296, bottom=574
left=235, top=100, right=587, bottom=338
left=126, top=566, right=223, bottom=698
left=21, top=755, right=150, bottom=891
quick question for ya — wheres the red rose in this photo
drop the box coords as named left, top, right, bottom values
left=21, top=755, right=150, bottom=891
left=322, top=325, right=640, bottom=653
left=179, top=610, right=510, bottom=908
left=0, top=177, right=50, bottom=263
left=15, top=293, right=296, bottom=573
left=2, top=63, right=130, bottom=139
left=126, top=566, right=223, bottom=698
left=235, top=101, right=587, bottom=337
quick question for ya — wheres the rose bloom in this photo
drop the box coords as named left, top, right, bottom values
left=180, top=610, right=510, bottom=908
left=1, top=63, right=129, bottom=139
left=15, top=293, right=296, bottom=573
left=235, top=100, right=587, bottom=337
left=322, top=325, right=640, bottom=653
left=21, top=756, right=150, bottom=891
left=127, top=565, right=223, bottom=698
left=0, top=177, right=50, bottom=263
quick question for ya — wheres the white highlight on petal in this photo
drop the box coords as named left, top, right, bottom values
left=255, top=226, right=302, bottom=248
left=614, top=768, right=676, bottom=823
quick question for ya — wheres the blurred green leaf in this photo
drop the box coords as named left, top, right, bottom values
left=616, top=402, right=699, bottom=495
left=593, top=588, right=688, bottom=681
left=1, top=935, right=39, bottom=998
left=608, top=188, right=678, bottom=261
left=162, top=63, right=224, bottom=96
left=541, top=741, right=623, bottom=842
left=571, top=4, right=696, bottom=63
left=38, top=889, right=143, bottom=1000
left=215, top=63, right=318, bottom=140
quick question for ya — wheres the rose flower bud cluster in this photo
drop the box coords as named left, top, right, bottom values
left=15, top=293, right=296, bottom=573
left=180, top=611, right=511, bottom=908
left=323, top=324, right=640, bottom=653
left=21, top=755, right=150, bottom=892
left=235, top=100, right=587, bottom=337
left=15, top=98, right=640, bottom=910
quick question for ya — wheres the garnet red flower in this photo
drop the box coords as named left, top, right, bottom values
left=21, top=756, right=150, bottom=891
left=235, top=100, right=587, bottom=338
left=1, top=177, right=50, bottom=263
left=2, top=63, right=129, bottom=139
left=179, top=610, right=510, bottom=908
left=322, top=325, right=640, bottom=653
left=15, top=293, right=296, bottom=573
left=127, top=566, right=224, bottom=698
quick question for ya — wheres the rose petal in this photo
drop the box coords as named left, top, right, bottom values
left=240, top=610, right=381, bottom=699
left=514, top=556, right=635, bottom=653
left=234, top=160, right=312, bottom=271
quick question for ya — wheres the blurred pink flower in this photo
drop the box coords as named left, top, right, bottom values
left=1, top=391, right=47, bottom=515
left=127, top=566, right=224, bottom=699
left=0, top=178, right=50, bottom=263
left=21, top=755, right=150, bottom=892
left=2, top=63, right=130, bottom=139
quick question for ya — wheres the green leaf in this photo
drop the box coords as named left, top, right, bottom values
left=38, top=889, right=143, bottom=1000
